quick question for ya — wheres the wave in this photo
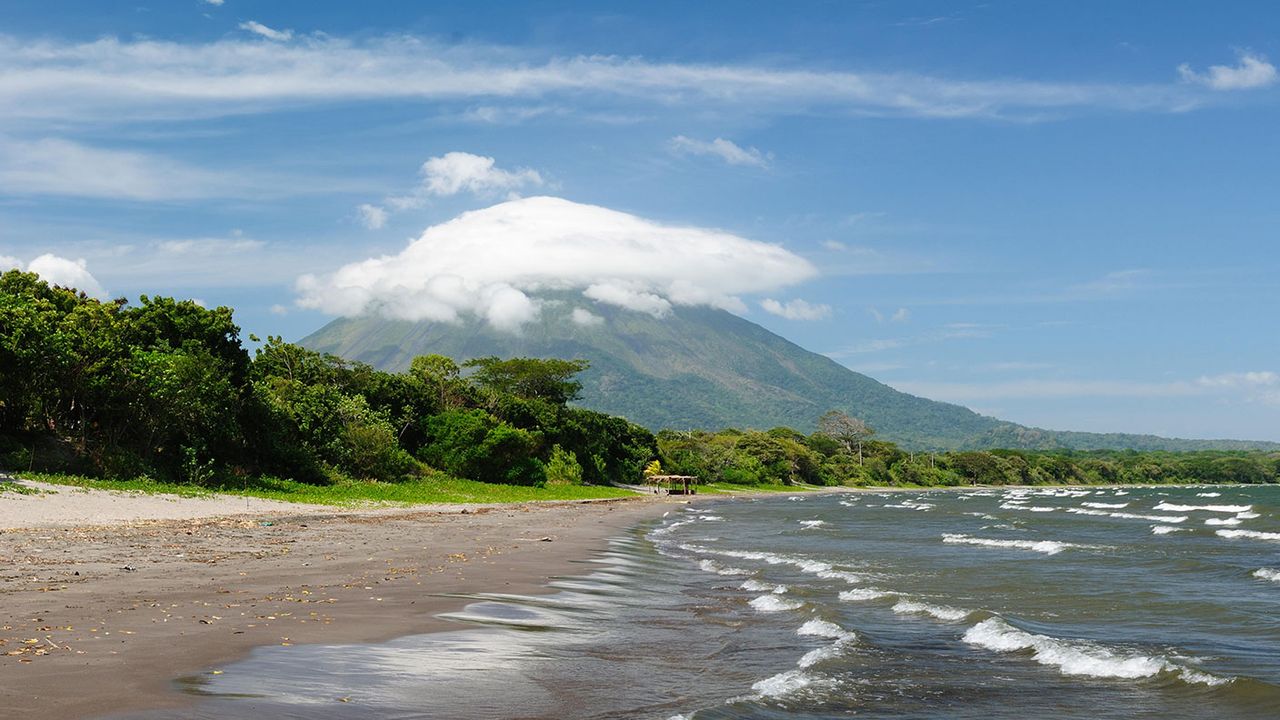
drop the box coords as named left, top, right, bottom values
left=750, top=595, right=803, bottom=612
left=1204, top=517, right=1241, bottom=526
left=741, top=579, right=787, bottom=594
left=963, top=617, right=1228, bottom=685
left=1082, top=502, right=1129, bottom=509
left=687, top=545, right=836, bottom=576
left=1217, top=529, right=1280, bottom=542
left=942, top=533, right=1088, bottom=556
left=1154, top=502, right=1252, bottom=514
left=1237, top=511, right=1261, bottom=519
left=1066, top=508, right=1188, bottom=523
left=1196, top=492, right=1222, bottom=497
left=1253, top=568, right=1280, bottom=582
left=1151, top=525, right=1185, bottom=535
left=799, top=519, right=826, bottom=528
left=892, top=600, right=972, bottom=622
left=796, top=619, right=857, bottom=668
left=752, top=669, right=821, bottom=699
left=816, top=569, right=862, bottom=584
left=839, top=587, right=896, bottom=602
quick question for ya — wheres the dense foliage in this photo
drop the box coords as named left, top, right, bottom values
left=0, top=271, right=657, bottom=487
left=658, top=423, right=1280, bottom=488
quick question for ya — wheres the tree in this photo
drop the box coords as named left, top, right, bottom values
left=818, top=410, right=875, bottom=465
left=463, top=356, right=589, bottom=406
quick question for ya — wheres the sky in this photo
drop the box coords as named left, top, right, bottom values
left=2, top=1, right=1279, bottom=441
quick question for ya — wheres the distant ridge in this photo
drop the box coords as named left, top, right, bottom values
left=300, top=300, right=1279, bottom=452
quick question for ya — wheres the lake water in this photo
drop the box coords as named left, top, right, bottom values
left=116, top=485, right=1280, bottom=719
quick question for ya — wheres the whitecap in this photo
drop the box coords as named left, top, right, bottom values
left=1027, top=506, right=1056, bottom=513
left=839, top=588, right=896, bottom=602
left=892, top=600, right=971, bottom=622
left=962, top=617, right=1225, bottom=684
left=752, top=669, right=816, bottom=698
left=797, top=618, right=855, bottom=640
left=1196, top=492, right=1222, bottom=497
left=1082, top=502, right=1129, bottom=509
left=1253, top=568, right=1280, bottom=582
left=816, top=569, right=862, bottom=584
left=1217, top=529, right=1280, bottom=542
left=1108, top=511, right=1188, bottom=523
left=740, top=579, right=786, bottom=593
left=942, top=533, right=1085, bottom=556
left=1204, top=517, right=1241, bottom=526
left=798, top=644, right=844, bottom=669
left=1151, top=525, right=1184, bottom=535
left=750, top=595, right=803, bottom=612
left=1154, top=502, right=1251, bottom=514
left=1236, top=511, right=1261, bottom=519
left=799, top=520, right=826, bottom=529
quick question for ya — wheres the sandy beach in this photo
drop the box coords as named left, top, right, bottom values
left=0, top=478, right=685, bottom=719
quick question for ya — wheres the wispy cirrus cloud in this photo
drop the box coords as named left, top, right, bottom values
left=669, top=136, right=772, bottom=167
left=893, top=370, right=1280, bottom=405
left=0, top=34, right=1214, bottom=126
left=239, top=21, right=293, bottom=42
left=0, top=137, right=231, bottom=200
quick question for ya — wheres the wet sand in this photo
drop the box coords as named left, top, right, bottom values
left=0, top=480, right=685, bottom=719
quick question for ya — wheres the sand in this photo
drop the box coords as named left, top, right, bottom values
left=0, top=476, right=686, bottom=719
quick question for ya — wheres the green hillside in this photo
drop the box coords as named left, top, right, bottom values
left=300, top=301, right=1279, bottom=452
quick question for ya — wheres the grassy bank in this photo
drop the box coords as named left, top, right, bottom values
left=10, top=472, right=640, bottom=506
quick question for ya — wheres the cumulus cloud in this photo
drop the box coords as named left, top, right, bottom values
left=1178, top=52, right=1278, bottom=90
left=358, top=203, right=388, bottom=230
left=369, top=151, right=545, bottom=223
left=4, top=254, right=108, bottom=299
left=239, top=21, right=293, bottom=42
left=571, top=307, right=604, bottom=327
left=0, top=137, right=231, bottom=200
left=760, top=298, right=831, bottom=320
left=297, top=196, right=816, bottom=330
left=669, top=136, right=771, bottom=167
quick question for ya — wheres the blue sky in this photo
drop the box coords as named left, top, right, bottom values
left=2, top=1, right=1279, bottom=441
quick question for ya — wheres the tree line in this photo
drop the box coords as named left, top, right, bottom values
left=2, top=269, right=1276, bottom=490
left=0, top=270, right=655, bottom=487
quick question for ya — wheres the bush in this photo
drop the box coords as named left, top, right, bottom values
left=545, top=444, right=583, bottom=486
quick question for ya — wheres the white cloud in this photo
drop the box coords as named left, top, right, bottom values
left=0, top=35, right=1206, bottom=124
left=296, top=195, right=816, bottom=330
left=822, top=240, right=847, bottom=251
left=270, top=303, right=289, bottom=315
left=761, top=298, right=831, bottom=320
left=358, top=203, right=388, bottom=230
left=155, top=237, right=265, bottom=255
left=669, top=136, right=771, bottom=168
left=239, top=21, right=293, bottom=42
left=890, top=307, right=911, bottom=322
left=571, top=307, right=604, bottom=326
left=1178, top=52, right=1278, bottom=90
left=1196, top=371, right=1278, bottom=388
left=0, top=137, right=230, bottom=200
left=201, top=0, right=225, bottom=5
left=419, top=152, right=543, bottom=197
left=373, top=152, right=545, bottom=221
left=8, top=254, right=109, bottom=299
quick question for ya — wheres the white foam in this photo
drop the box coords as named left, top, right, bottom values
left=839, top=587, right=896, bottom=602
left=752, top=669, right=816, bottom=698
left=695, top=546, right=834, bottom=576
left=1217, top=529, right=1280, bottom=542
left=797, top=644, right=843, bottom=668
left=1027, top=506, right=1056, bottom=513
left=750, top=595, right=803, bottom=612
left=799, top=520, right=826, bottom=529
left=740, top=579, right=786, bottom=593
left=1082, top=502, right=1128, bottom=509
left=698, top=515, right=725, bottom=522
left=1114, top=490, right=1129, bottom=496
left=1204, top=517, right=1242, bottom=526
left=1154, top=502, right=1251, bottom=514
left=1253, top=568, right=1280, bottom=582
left=1074, top=509, right=1188, bottom=523
left=1151, top=525, right=1185, bottom=535
left=962, top=617, right=1225, bottom=684
left=892, top=600, right=971, bottom=622
left=1196, top=492, right=1222, bottom=497
left=942, top=533, right=1084, bottom=556
left=1236, top=511, right=1261, bottom=519
left=816, top=569, right=862, bottom=584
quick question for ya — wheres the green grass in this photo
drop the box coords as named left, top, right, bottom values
left=18, top=471, right=640, bottom=506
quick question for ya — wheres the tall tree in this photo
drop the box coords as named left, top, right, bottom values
left=818, top=410, right=875, bottom=465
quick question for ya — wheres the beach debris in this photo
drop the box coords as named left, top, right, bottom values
left=120, top=565, right=137, bottom=572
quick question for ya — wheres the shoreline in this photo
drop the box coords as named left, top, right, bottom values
left=0, top=488, right=690, bottom=720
